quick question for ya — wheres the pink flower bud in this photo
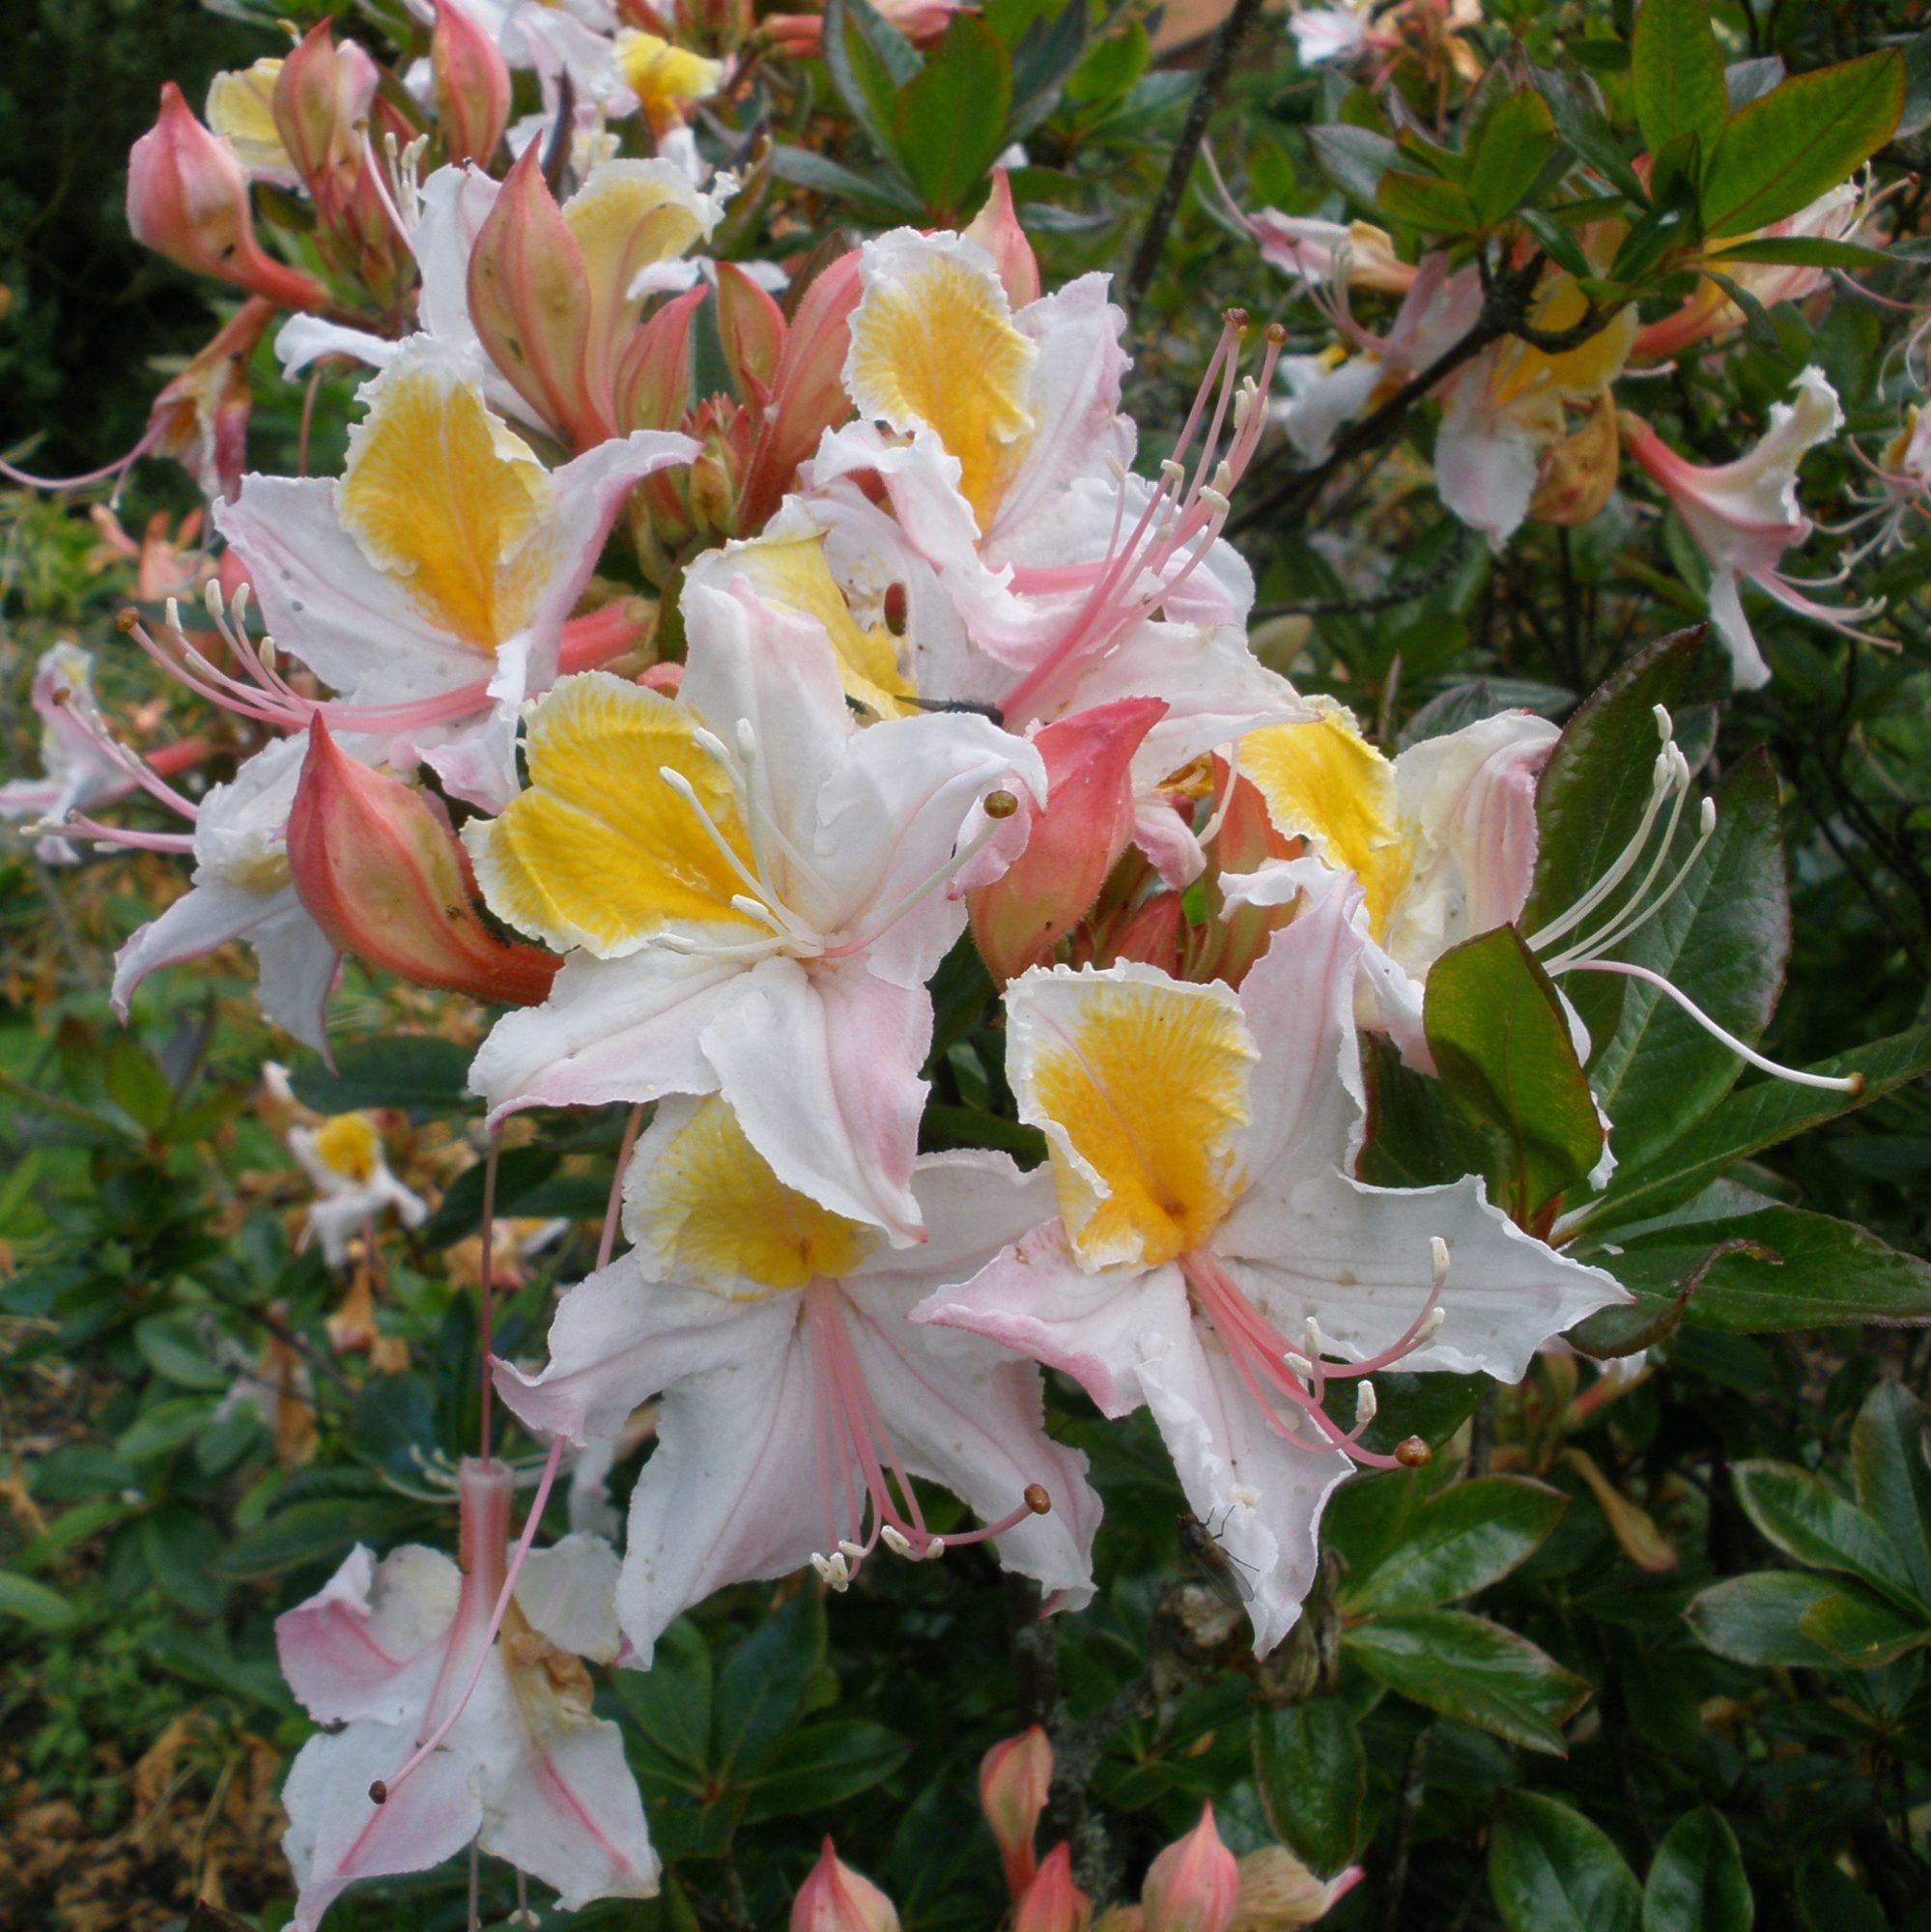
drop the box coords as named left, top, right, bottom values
left=1229, top=1848, right=1364, bottom=1929
left=126, top=83, right=327, bottom=311
left=792, top=1838, right=900, bottom=1932
left=433, top=0, right=513, bottom=164
left=738, top=250, right=864, bottom=532
left=965, top=170, right=1040, bottom=308
left=146, top=297, right=277, bottom=502
left=617, top=284, right=705, bottom=433
left=1142, top=1805, right=1239, bottom=1932
left=1016, top=1844, right=1090, bottom=1932
left=271, top=21, right=370, bottom=193
left=468, top=144, right=605, bottom=449
left=980, top=1724, right=1054, bottom=1898
left=969, top=698, right=1166, bottom=985
left=716, top=261, right=787, bottom=406
left=287, top=720, right=559, bottom=1007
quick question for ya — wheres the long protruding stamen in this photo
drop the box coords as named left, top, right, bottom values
left=1565, top=962, right=1863, bottom=1093
left=1548, top=796, right=1718, bottom=972
left=818, top=796, right=1018, bottom=961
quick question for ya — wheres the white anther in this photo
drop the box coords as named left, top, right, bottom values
left=259, top=634, right=278, bottom=673
left=1302, top=1317, right=1324, bottom=1359
left=1417, top=1306, right=1446, bottom=1343
left=1284, top=1350, right=1315, bottom=1378
left=1160, top=458, right=1186, bottom=484
left=880, top=1524, right=914, bottom=1557
left=1356, top=1379, right=1378, bottom=1426
left=231, top=582, right=252, bottom=629
left=735, top=719, right=757, bottom=761
left=1199, top=487, right=1232, bottom=518
left=692, top=725, right=732, bottom=765
left=1430, top=1236, right=1450, bottom=1288
left=923, top=1537, right=947, bottom=1560
left=837, top=1538, right=866, bottom=1561
left=1653, top=703, right=1673, bottom=744
left=165, top=597, right=183, bottom=637
left=1210, top=460, right=1234, bottom=496
left=1699, top=797, right=1717, bottom=834
left=203, top=579, right=225, bottom=619
left=1228, top=1484, right=1261, bottom=1508
left=809, top=1551, right=835, bottom=1582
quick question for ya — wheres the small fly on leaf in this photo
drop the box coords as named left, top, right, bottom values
left=1178, top=1509, right=1256, bottom=1611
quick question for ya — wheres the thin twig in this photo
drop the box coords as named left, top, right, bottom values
left=1377, top=1723, right=1434, bottom=1932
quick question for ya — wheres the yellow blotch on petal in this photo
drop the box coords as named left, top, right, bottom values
left=628, top=1097, right=878, bottom=1294
left=845, top=242, right=1037, bottom=532
left=563, top=160, right=716, bottom=361
left=1491, top=273, right=1638, bottom=406
left=718, top=526, right=917, bottom=719
left=207, top=59, right=291, bottom=176
left=1240, top=701, right=1408, bottom=939
left=1016, top=970, right=1256, bottom=1271
left=339, top=352, right=554, bottom=650
left=468, top=670, right=761, bottom=956
left=614, top=30, right=725, bottom=128
left=312, top=1112, right=383, bottom=1185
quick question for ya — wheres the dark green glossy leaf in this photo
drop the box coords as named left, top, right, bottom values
left=104, top=1037, right=174, bottom=1131
left=1851, top=1381, right=1931, bottom=1603
left=617, top=1618, right=714, bottom=1790
left=1253, top=1700, right=1364, bottom=1877
left=739, top=1719, right=912, bottom=1820
left=214, top=1496, right=423, bottom=1578
left=1731, top=1461, right=1927, bottom=1616
left=1643, top=1806, right=1752, bottom=1932
left=1711, top=235, right=1892, bottom=271
left=1377, top=168, right=1479, bottom=233
left=1795, top=1858, right=1888, bottom=1932
left=1344, top=1609, right=1589, bottom=1753
left=894, top=15, right=1012, bottom=219
left=290, top=1036, right=473, bottom=1121
left=1530, top=63, right=1645, bottom=201
left=1702, top=52, right=1904, bottom=237
left=1342, top=1476, right=1567, bottom=1614
left=1797, top=1584, right=1925, bottom=1667
left=1007, top=0, right=1088, bottom=136
left=117, top=1393, right=219, bottom=1463
left=767, top=144, right=923, bottom=215
left=133, top=1312, right=229, bottom=1391
left=1308, top=124, right=1402, bottom=209
left=1630, top=0, right=1726, bottom=169
left=714, top=1587, right=827, bottom=1779
left=1598, top=1205, right=1931, bottom=1333
left=0, top=1569, right=79, bottom=1633
left=823, top=0, right=918, bottom=158
left=1686, top=1570, right=1895, bottom=1668
left=1490, top=1789, right=1642, bottom=1932
left=142, top=1504, right=223, bottom=1618
left=1466, top=86, right=1559, bottom=226
left=1424, top=925, right=1604, bottom=1216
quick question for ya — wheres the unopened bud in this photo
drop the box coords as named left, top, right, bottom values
left=1143, top=1804, right=1239, bottom=1932
left=792, top=1838, right=900, bottom=1932
left=1015, top=1843, right=1091, bottom=1932
left=980, top=1724, right=1053, bottom=1899
left=433, top=0, right=512, bottom=165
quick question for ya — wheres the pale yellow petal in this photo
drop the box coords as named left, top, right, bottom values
left=614, top=29, right=724, bottom=120
left=313, top=1112, right=382, bottom=1185
left=339, top=351, right=554, bottom=648
left=563, top=159, right=717, bottom=362
left=1012, top=968, right=1255, bottom=1270
left=1240, top=701, right=1408, bottom=938
left=845, top=238, right=1036, bottom=531
left=469, top=671, right=761, bottom=955
left=628, top=1096, right=878, bottom=1293
left=207, top=59, right=291, bottom=175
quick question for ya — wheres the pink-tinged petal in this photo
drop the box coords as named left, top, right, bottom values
left=250, top=900, right=347, bottom=1052
left=1705, top=570, right=1772, bottom=690
left=515, top=1533, right=624, bottom=1663
left=282, top=1713, right=484, bottom=1932
left=468, top=947, right=746, bottom=1123
left=962, top=169, right=1040, bottom=308
left=843, top=1283, right=1101, bottom=1608
left=478, top=1711, right=658, bottom=1908
left=915, top=1224, right=1184, bottom=1419
left=860, top=1150, right=1058, bottom=1292
left=1216, top=1175, right=1627, bottom=1384
left=1136, top=1323, right=1353, bottom=1657
left=702, top=957, right=930, bottom=1242
left=274, top=314, right=400, bottom=383
left=985, top=274, right=1132, bottom=556
left=214, top=477, right=487, bottom=704
left=1132, top=796, right=1207, bottom=891
left=616, top=1313, right=833, bottom=1662
left=495, top=1258, right=790, bottom=1445
left=275, top=1544, right=462, bottom=1724
left=405, top=707, right=522, bottom=814
left=1434, top=386, right=1546, bottom=549
left=811, top=710, right=1047, bottom=987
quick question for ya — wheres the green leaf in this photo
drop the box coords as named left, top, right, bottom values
left=142, top=1505, right=224, bottom=1619
left=1531, top=62, right=1646, bottom=201
left=1629, top=0, right=1727, bottom=170
left=1684, top=1569, right=1913, bottom=1668
left=893, top=16, right=1013, bottom=220
left=1581, top=1022, right=1931, bottom=1234
left=1309, top=124, right=1403, bottom=209
left=0, top=1569, right=79, bottom=1633
left=1342, top=1477, right=1567, bottom=1613
left=1377, top=169, right=1479, bottom=233
left=215, top=1496, right=422, bottom=1578
left=1851, top=1381, right=1931, bottom=1604
left=1794, top=1858, right=1888, bottom=1932
left=1797, top=1585, right=1926, bottom=1668
left=1252, top=1700, right=1365, bottom=1876
left=616, top=1618, right=714, bottom=1790
left=417, top=1147, right=562, bottom=1249
left=739, top=1719, right=912, bottom=1821
left=1710, top=235, right=1893, bottom=271
left=1701, top=52, right=1904, bottom=237
left=1598, top=1205, right=1931, bottom=1334
left=117, top=1394, right=219, bottom=1463
left=1643, top=1807, right=1752, bottom=1932
left=1424, top=926, right=1604, bottom=1216
left=1490, top=1790, right=1642, bottom=1932
left=1731, top=1461, right=1928, bottom=1617
left=714, top=1587, right=827, bottom=1779
left=133, top=1313, right=231, bottom=1391
left=1466, top=86, right=1560, bottom=226
left=823, top=0, right=918, bottom=158
left=1344, top=1609, right=1590, bottom=1753
left=1065, top=20, right=1146, bottom=106
left=104, top=1038, right=174, bottom=1132
left=767, top=144, right=923, bottom=216
left=1007, top=0, right=1089, bottom=136
left=1582, top=751, right=1789, bottom=1176
left=290, top=1036, right=473, bottom=1120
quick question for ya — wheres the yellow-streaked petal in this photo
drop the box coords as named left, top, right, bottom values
left=614, top=29, right=724, bottom=121
left=313, top=1112, right=382, bottom=1185
left=714, top=525, right=916, bottom=719
left=563, top=159, right=717, bottom=360
left=1240, top=700, right=1408, bottom=938
left=1492, top=273, right=1638, bottom=404
left=845, top=237, right=1036, bottom=532
left=1012, top=967, right=1256, bottom=1270
left=469, top=670, right=761, bottom=955
left=207, top=59, right=291, bottom=175
left=339, top=350, right=554, bottom=649
left=628, top=1095, right=878, bottom=1293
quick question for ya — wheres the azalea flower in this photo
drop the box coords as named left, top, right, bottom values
left=1621, top=366, right=1884, bottom=689
left=466, top=561, right=1044, bottom=1239
left=613, top=27, right=725, bottom=137
left=286, top=1107, right=430, bottom=1267
left=275, top=1456, right=655, bottom=1928
left=1221, top=698, right=1557, bottom=1062
left=493, top=1095, right=1101, bottom=1661
left=917, top=882, right=1625, bottom=1652
left=212, top=336, right=696, bottom=809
